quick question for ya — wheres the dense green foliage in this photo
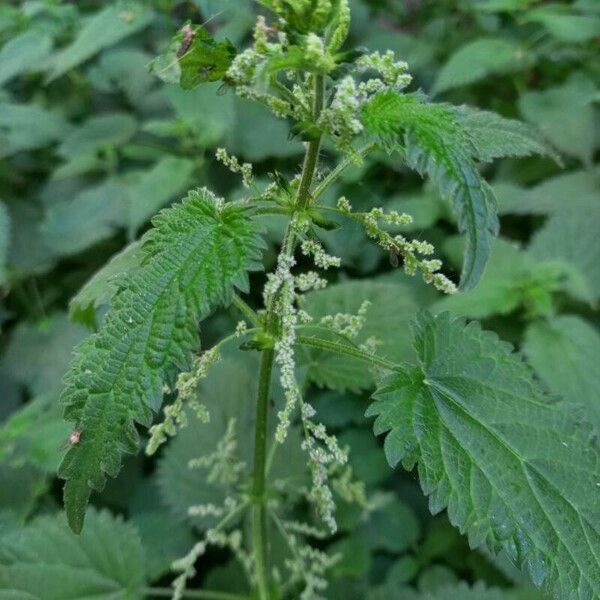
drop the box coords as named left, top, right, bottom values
left=0, top=1, right=598, bottom=600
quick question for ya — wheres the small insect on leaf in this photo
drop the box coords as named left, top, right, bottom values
left=177, top=23, right=196, bottom=58
left=60, top=429, right=82, bottom=451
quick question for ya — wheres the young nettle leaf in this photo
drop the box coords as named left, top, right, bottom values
left=361, top=92, right=499, bottom=291
left=367, top=312, right=600, bottom=598
left=58, top=190, right=263, bottom=533
left=149, top=23, right=236, bottom=90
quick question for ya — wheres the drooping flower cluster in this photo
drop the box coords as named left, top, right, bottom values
left=337, top=200, right=457, bottom=294
left=215, top=147, right=254, bottom=189
left=172, top=523, right=251, bottom=600
left=145, top=346, right=220, bottom=455
left=188, top=418, right=245, bottom=487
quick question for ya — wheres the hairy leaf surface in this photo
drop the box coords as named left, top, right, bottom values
left=58, top=190, right=263, bottom=533
left=367, top=312, right=600, bottom=599
left=0, top=509, right=145, bottom=599
left=362, top=92, right=499, bottom=290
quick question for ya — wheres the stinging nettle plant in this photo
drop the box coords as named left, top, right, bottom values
left=57, top=1, right=599, bottom=599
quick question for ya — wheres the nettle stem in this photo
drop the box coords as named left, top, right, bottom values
left=250, top=74, right=325, bottom=600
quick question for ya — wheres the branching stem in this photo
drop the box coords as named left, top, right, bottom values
left=250, top=74, right=326, bottom=600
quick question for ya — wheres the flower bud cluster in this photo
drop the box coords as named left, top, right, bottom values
left=215, top=148, right=254, bottom=189
left=319, top=299, right=370, bottom=338
left=301, top=239, right=341, bottom=269
left=357, top=50, right=413, bottom=89
left=318, top=76, right=364, bottom=149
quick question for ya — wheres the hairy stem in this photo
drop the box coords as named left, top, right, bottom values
left=296, top=334, right=396, bottom=370
left=249, top=74, right=326, bottom=600
left=251, top=346, right=275, bottom=600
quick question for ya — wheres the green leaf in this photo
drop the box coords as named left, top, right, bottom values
left=5, top=202, right=56, bottom=277
left=453, top=106, right=559, bottom=163
left=524, top=4, right=600, bottom=43
left=58, top=113, right=137, bottom=159
left=0, top=200, right=9, bottom=286
left=0, top=509, right=146, bottom=599
left=1, top=314, right=87, bottom=396
left=45, top=1, right=154, bottom=82
left=361, top=92, right=499, bottom=290
left=41, top=179, right=130, bottom=257
left=88, top=48, right=155, bottom=104
left=367, top=312, right=600, bottom=599
left=58, top=190, right=263, bottom=533
left=0, top=464, right=47, bottom=520
left=0, top=395, right=70, bottom=473
left=166, top=83, right=236, bottom=146
left=528, top=206, right=600, bottom=303
left=432, top=38, right=526, bottom=95
left=149, top=24, right=236, bottom=90
left=0, top=30, right=52, bottom=86
left=0, top=103, right=69, bottom=156
left=69, top=241, right=144, bottom=329
left=524, top=315, right=600, bottom=436
left=127, top=156, right=195, bottom=236
left=434, top=237, right=571, bottom=319
left=495, top=169, right=600, bottom=216
left=130, top=509, right=194, bottom=581
left=298, top=280, right=418, bottom=391
left=518, top=73, right=598, bottom=165
left=396, top=582, right=517, bottom=600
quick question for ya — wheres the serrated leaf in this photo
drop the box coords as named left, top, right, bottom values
left=432, top=38, right=526, bottom=95
left=69, top=241, right=144, bottom=329
left=367, top=312, right=600, bottom=599
left=524, top=315, right=600, bottom=436
left=298, top=280, right=418, bottom=391
left=45, top=1, right=154, bottom=82
left=0, top=30, right=52, bottom=86
left=453, top=106, right=559, bottom=163
left=58, top=190, right=264, bottom=533
left=528, top=206, right=600, bottom=303
left=0, top=200, right=9, bottom=286
left=361, top=92, right=499, bottom=290
left=0, top=509, right=146, bottom=599
left=518, top=73, right=598, bottom=165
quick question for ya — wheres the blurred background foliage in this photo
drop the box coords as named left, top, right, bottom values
left=0, top=0, right=598, bottom=598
